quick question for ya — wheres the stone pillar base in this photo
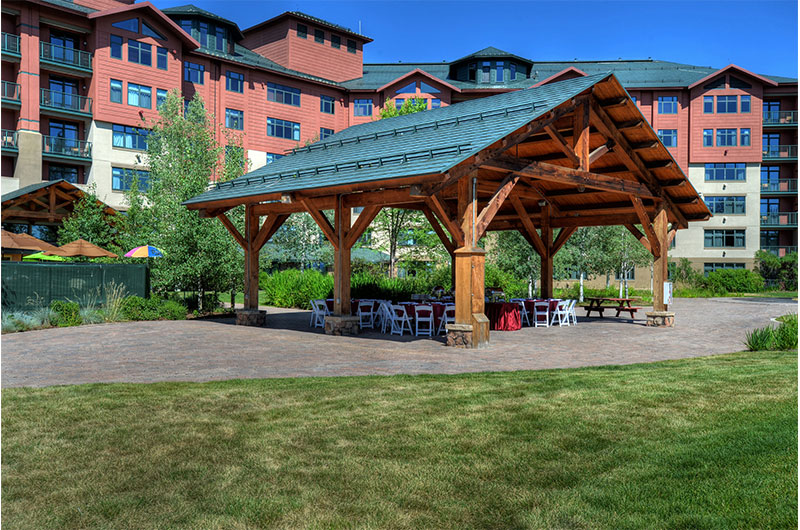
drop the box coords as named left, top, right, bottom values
left=646, top=311, right=674, bottom=327
left=236, top=309, right=266, bottom=326
left=446, top=323, right=473, bottom=348
left=325, top=315, right=360, bottom=336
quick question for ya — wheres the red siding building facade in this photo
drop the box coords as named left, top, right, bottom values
left=2, top=0, right=797, bottom=272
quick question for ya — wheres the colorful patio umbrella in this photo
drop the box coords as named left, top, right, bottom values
left=125, top=245, right=163, bottom=258
left=22, top=251, right=67, bottom=261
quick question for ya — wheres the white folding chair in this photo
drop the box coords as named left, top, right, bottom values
left=390, top=304, right=413, bottom=336
left=550, top=300, right=570, bottom=327
left=438, top=304, right=455, bottom=335
left=414, top=304, right=434, bottom=337
left=517, top=301, right=531, bottom=326
left=567, top=299, right=578, bottom=325
left=533, top=301, right=550, bottom=328
left=309, top=299, right=329, bottom=328
left=377, top=301, right=393, bottom=333
left=357, top=301, right=375, bottom=329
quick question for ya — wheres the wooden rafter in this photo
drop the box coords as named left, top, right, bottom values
left=253, top=214, right=289, bottom=251
left=424, top=194, right=464, bottom=246
left=573, top=99, right=590, bottom=171
left=343, top=205, right=381, bottom=249
left=474, top=173, right=519, bottom=240
left=544, top=124, right=580, bottom=167
left=422, top=206, right=455, bottom=255
left=588, top=141, right=614, bottom=166
left=552, top=226, right=577, bottom=254
left=631, top=196, right=661, bottom=258
left=301, top=198, right=339, bottom=249
left=624, top=223, right=652, bottom=254
left=217, top=213, right=245, bottom=248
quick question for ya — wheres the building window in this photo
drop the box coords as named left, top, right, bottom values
left=704, top=163, right=746, bottom=181
left=156, top=47, right=167, bottom=70
left=510, top=63, right=516, bottom=81
left=314, top=29, right=324, bottom=43
left=331, top=35, right=341, bottom=49
left=110, top=79, right=122, bottom=103
left=49, top=165, right=79, bottom=183
left=112, top=18, right=138, bottom=32
left=703, top=96, right=713, bottom=113
left=703, top=77, right=726, bottom=90
left=704, top=229, right=745, bottom=248
left=481, top=61, right=491, bottom=83
left=127, top=83, right=151, bottom=108
left=320, top=95, right=335, bottom=114
left=761, top=165, right=781, bottom=190
left=395, top=99, right=404, bottom=109
left=320, top=127, right=334, bottom=140
left=495, top=61, right=505, bottom=82
left=740, top=128, right=751, bottom=146
left=468, top=63, right=476, bottom=81
left=266, top=153, right=284, bottom=164
left=704, top=262, right=745, bottom=276
left=657, top=96, right=678, bottom=114
left=225, top=108, right=243, bottom=130
left=353, top=99, right=372, bottom=116
left=347, top=39, right=356, bottom=53
left=112, top=167, right=150, bottom=191
left=729, top=76, right=751, bottom=89
left=112, top=124, right=149, bottom=150
left=213, top=26, right=226, bottom=52
left=267, top=82, right=301, bottom=107
left=716, top=128, right=737, bottom=146
left=716, top=95, right=737, bottom=113
left=142, top=21, right=165, bottom=40
left=658, top=129, right=677, bottom=147
left=267, top=117, right=300, bottom=141
left=740, top=95, right=751, bottom=113
left=156, top=88, right=167, bottom=109
left=615, top=269, right=635, bottom=281
left=761, top=230, right=780, bottom=248
left=110, top=34, right=123, bottom=59
left=397, top=82, right=416, bottom=94
left=128, top=40, right=151, bottom=66
left=431, top=99, right=441, bottom=109
left=179, top=18, right=192, bottom=35
left=704, top=196, right=746, bottom=214
left=184, top=61, right=204, bottom=84
left=703, top=129, right=713, bottom=147
left=297, top=24, right=307, bottom=38
left=226, top=71, right=244, bottom=93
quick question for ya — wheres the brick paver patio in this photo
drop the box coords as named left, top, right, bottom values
left=2, top=297, right=795, bottom=387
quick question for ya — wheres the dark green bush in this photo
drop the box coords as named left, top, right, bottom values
left=704, top=269, right=764, bottom=294
left=260, top=269, right=333, bottom=308
left=744, top=326, right=775, bottom=351
left=157, top=300, right=187, bottom=320
left=50, top=300, right=82, bottom=327
left=120, top=296, right=158, bottom=321
left=774, top=314, right=798, bottom=350
left=755, top=251, right=798, bottom=291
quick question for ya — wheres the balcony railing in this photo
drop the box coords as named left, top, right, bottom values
left=42, top=135, right=92, bottom=159
left=2, top=32, right=20, bottom=55
left=761, top=246, right=798, bottom=257
left=760, top=212, right=798, bottom=227
left=40, top=88, right=92, bottom=115
left=762, top=145, right=797, bottom=159
left=1, top=129, right=18, bottom=149
left=2, top=80, right=20, bottom=101
left=761, top=179, right=798, bottom=194
left=40, top=42, right=92, bottom=70
left=763, top=110, right=797, bottom=126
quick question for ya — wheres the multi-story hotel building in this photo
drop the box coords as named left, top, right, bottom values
left=2, top=0, right=796, bottom=275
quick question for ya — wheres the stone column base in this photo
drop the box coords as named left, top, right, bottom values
left=325, top=315, right=360, bottom=336
left=446, top=323, right=473, bottom=348
left=646, top=311, right=675, bottom=327
left=236, top=309, right=266, bottom=326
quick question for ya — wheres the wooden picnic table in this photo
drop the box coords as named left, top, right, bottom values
left=584, top=297, right=641, bottom=318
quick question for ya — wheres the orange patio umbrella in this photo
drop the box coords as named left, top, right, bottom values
left=1, top=229, right=59, bottom=252
left=45, top=238, right=118, bottom=258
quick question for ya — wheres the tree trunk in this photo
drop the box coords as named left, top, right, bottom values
left=618, top=278, right=623, bottom=297
left=579, top=272, right=585, bottom=302
left=624, top=277, right=629, bottom=298
left=528, top=276, right=533, bottom=298
left=606, top=273, right=611, bottom=289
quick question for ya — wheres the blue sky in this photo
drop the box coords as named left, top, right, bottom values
left=158, top=0, right=798, bottom=78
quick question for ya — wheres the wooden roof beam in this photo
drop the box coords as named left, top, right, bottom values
left=631, top=196, right=661, bottom=258
left=544, top=124, right=580, bottom=167
left=301, top=198, right=339, bottom=249
left=254, top=214, right=290, bottom=251
left=343, top=205, right=381, bottom=249
left=422, top=206, right=455, bottom=255
left=509, top=195, right=545, bottom=256
left=474, top=173, right=519, bottom=240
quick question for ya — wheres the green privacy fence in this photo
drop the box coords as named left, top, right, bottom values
left=1, top=263, right=149, bottom=311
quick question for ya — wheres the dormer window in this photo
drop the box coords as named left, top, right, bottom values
left=176, top=18, right=231, bottom=53
left=481, top=62, right=491, bottom=83
left=496, top=61, right=505, bottom=82
left=468, top=63, right=476, bottom=81
left=510, top=63, right=516, bottom=81
left=112, top=18, right=138, bottom=32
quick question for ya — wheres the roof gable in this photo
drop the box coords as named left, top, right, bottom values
left=88, top=1, right=200, bottom=48
left=531, top=67, right=588, bottom=87
left=688, top=63, right=779, bottom=89
left=376, top=68, right=461, bottom=94
left=243, top=11, right=372, bottom=43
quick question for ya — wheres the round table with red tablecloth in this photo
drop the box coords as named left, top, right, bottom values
left=485, top=302, right=521, bottom=331
left=399, top=302, right=447, bottom=329
left=523, top=299, right=561, bottom=325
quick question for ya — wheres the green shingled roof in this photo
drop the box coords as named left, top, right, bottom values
left=288, top=11, right=371, bottom=42
left=41, top=0, right=96, bottom=14
left=452, top=46, right=534, bottom=66
left=2, top=180, right=66, bottom=204
left=184, top=73, right=610, bottom=207
left=162, top=4, right=244, bottom=40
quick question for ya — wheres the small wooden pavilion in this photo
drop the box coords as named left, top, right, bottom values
left=184, top=73, right=710, bottom=347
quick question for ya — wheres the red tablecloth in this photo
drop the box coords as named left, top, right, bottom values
left=400, top=302, right=448, bottom=328
left=485, top=302, right=521, bottom=331
left=523, top=299, right=560, bottom=325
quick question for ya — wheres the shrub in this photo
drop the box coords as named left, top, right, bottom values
left=774, top=314, right=798, bottom=350
left=744, top=326, right=775, bottom=351
left=704, top=269, right=764, bottom=294
left=79, top=308, right=106, bottom=324
left=104, top=281, right=128, bottom=322
left=261, top=269, right=334, bottom=308
left=120, top=296, right=158, bottom=321
left=158, top=300, right=187, bottom=320
left=755, top=251, right=798, bottom=291
left=50, top=300, right=82, bottom=327
left=1, top=313, right=18, bottom=333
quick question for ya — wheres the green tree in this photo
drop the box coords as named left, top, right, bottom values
left=490, top=231, right=540, bottom=298
left=132, top=90, right=240, bottom=309
left=557, top=227, right=604, bottom=301
left=57, top=184, right=117, bottom=251
left=268, top=212, right=329, bottom=271
left=600, top=226, right=652, bottom=297
left=379, top=97, right=430, bottom=119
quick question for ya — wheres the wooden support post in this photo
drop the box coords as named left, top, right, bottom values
left=333, top=197, right=351, bottom=317
left=540, top=203, right=554, bottom=299
left=573, top=100, right=590, bottom=171
left=652, top=207, right=669, bottom=312
left=243, top=204, right=259, bottom=310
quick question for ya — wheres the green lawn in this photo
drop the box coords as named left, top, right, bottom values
left=3, top=351, right=796, bottom=529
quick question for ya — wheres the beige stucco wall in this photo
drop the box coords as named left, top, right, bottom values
left=670, top=162, right=761, bottom=270
left=85, top=121, right=144, bottom=210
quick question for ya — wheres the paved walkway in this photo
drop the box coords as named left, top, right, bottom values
left=2, top=298, right=795, bottom=387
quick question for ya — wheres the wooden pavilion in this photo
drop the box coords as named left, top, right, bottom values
left=184, top=73, right=710, bottom=347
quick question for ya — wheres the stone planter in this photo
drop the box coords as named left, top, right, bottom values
left=645, top=311, right=674, bottom=327
left=236, top=309, right=266, bottom=327
left=325, top=315, right=360, bottom=336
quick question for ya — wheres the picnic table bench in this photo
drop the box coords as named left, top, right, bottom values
left=584, top=297, right=642, bottom=318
